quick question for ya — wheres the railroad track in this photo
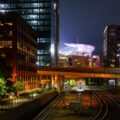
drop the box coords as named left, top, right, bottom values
left=93, top=90, right=120, bottom=120
left=103, top=91, right=120, bottom=108
left=33, top=93, right=65, bottom=120
left=92, top=91, right=109, bottom=120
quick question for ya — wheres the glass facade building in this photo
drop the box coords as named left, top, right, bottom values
left=0, top=0, right=59, bottom=66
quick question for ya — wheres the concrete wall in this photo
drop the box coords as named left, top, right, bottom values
left=0, top=91, right=58, bottom=120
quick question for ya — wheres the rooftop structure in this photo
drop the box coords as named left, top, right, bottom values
left=60, top=43, right=95, bottom=56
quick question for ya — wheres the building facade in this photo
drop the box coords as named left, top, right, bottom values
left=92, top=55, right=100, bottom=68
left=71, top=55, right=89, bottom=68
left=59, top=43, right=100, bottom=68
left=0, top=0, right=59, bottom=66
left=59, top=56, right=69, bottom=67
left=0, top=12, right=38, bottom=90
left=104, top=25, right=120, bottom=68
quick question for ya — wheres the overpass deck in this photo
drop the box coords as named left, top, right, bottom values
left=37, top=67, right=120, bottom=78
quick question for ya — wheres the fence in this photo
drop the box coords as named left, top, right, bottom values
left=0, top=89, right=53, bottom=111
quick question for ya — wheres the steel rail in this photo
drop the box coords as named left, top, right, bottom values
left=33, top=93, right=65, bottom=120
left=92, top=91, right=109, bottom=120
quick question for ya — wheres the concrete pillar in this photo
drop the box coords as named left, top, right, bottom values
left=56, top=75, right=65, bottom=93
left=61, top=76, right=65, bottom=92
left=55, top=75, right=57, bottom=85
left=40, top=75, right=42, bottom=85
left=115, top=79, right=120, bottom=91
left=103, top=78, right=108, bottom=86
left=56, top=75, right=60, bottom=93
left=51, top=75, right=55, bottom=88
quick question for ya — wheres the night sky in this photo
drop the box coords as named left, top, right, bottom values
left=60, top=0, right=120, bottom=59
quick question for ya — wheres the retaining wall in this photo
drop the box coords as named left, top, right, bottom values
left=0, top=91, right=58, bottom=120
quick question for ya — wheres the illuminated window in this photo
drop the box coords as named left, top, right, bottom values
left=0, top=21, right=4, bottom=26
left=36, top=61, right=39, bottom=66
left=6, top=22, right=13, bottom=26
left=40, top=9, right=43, bottom=12
left=34, top=9, right=39, bottom=13
left=0, top=41, right=12, bottom=48
left=28, top=15, right=39, bottom=19
left=109, top=32, right=116, bottom=36
left=37, top=56, right=39, bottom=60
left=38, top=38, right=50, bottom=43
left=0, top=4, right=5, bottom=8
left=30, top=20, right=37, bottom=25
left=9, top=31, right=13, bottom=36
left=32, top=3, right=38, bottom=7
left=0, top=10, right=5, bottom=13
left=110, top=64, right=115, bottom=67
left=117, top=43, right=120, bottom=47
left=111, top=59, right=115, bottom=62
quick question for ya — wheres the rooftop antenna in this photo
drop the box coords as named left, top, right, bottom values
left=77, top=37, right=79, bottom=44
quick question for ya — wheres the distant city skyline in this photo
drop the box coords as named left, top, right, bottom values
left=60, top=0, right=120, bottom=59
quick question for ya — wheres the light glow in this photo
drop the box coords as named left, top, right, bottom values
left=54, top=3, right=57, bottom=10
left=61, top=43, right=95, bottom=56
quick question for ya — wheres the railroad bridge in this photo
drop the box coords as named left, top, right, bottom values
left=37, top=67, right=120, bottom=92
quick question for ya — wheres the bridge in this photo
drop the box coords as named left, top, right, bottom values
left=37, top=67, right=120, bottom=78
left=37, top=67, right=120, bottom=92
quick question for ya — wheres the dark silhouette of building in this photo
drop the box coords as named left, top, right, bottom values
left=0, top=0, right=59, bottom=67
left=104, top=25, right=120, bottom=68
left=0, top=12, right=38, bottom=90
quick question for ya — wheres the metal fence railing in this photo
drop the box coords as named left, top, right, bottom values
left=0, top=89, right=53, bottom=111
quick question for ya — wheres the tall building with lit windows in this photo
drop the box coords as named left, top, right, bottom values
left=0, top=0, right=59, bottom=66
left=0, top=12, right=38, bottom=90
left=104, top=25, right=120, bottom=68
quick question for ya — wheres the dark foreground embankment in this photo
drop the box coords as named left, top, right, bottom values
left=0, top=91, right=58, bottom=120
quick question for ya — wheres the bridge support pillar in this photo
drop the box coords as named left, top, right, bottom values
left=56, top=75, right=65, bottom=93
left=115, top=79, right=120, bottom=91
left=37, top=74, right=42, bottom=87
left=103, top=78, right=108, bottom=86
left=115, top=79, right=120, bottom=86
left=51, top=75, right=55, bottom=88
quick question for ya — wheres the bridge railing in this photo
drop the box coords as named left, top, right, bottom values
left=37, top=67, right=120, bottom=74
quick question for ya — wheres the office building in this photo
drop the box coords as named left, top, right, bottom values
left=59, top=43, right=94, bottom=68
left=104, top=25, right=120, bottom=68
left=59, top=56, right=69, bottom=67
left=0, top=12, right=38, bottom=90
left=71, top=55, right=89, bottom=68
left=0, top=0, right=59, bottom=66
left=59, top=43, right=101, bottom=68
left=92, top=55, right=100, bottom=68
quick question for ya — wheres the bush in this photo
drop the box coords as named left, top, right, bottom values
left=13, top=80, right=25, bottom=92
left=0, top=77, right=8, bottom=98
